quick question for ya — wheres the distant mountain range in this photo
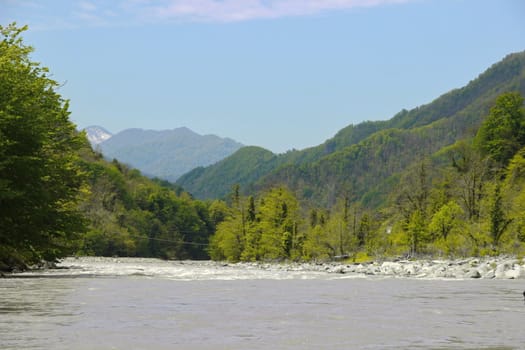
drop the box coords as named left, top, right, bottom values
left=176, top=51, right=525, bottom=207
left=84, top=126, right=243, bottom=182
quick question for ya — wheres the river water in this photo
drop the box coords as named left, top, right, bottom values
left=1, top=257, right=524, bottom=350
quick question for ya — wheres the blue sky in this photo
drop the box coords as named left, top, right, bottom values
left=1, top=0, right=524, bottom=153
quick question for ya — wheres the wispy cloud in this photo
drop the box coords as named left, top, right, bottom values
left=139, top=0, right=413, bottom=23
left=0, top=0, right=414, bottom=30
left=71, top=1, right=120, bottom=27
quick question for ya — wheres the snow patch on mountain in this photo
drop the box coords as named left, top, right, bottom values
left=84, top=126, right=113, bottom=145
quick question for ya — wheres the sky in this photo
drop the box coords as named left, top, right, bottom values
left=1, top=0, right=524, bottom=153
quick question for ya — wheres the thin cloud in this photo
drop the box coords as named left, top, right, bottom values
left=72, top=1, right=120, bottom=27
left=77, top=1, right=98, bottom=12
left=140, top=0, right=414, bottom=22
left=0, top=0, right=415, bottom=30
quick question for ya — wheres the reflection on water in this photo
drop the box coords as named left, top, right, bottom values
left=1, top=258, right=525, bottom=350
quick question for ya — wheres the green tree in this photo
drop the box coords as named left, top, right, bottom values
left=407, top=210, right=427, bottom=255
left=450, top=141, right=488, bottom=221
left=208, top=199, right=230, bottom=229
left=207, top=185, right=247, bottom=261
left=428, top=201, right=464, bottom=241
left=475, top=92, right=525, bottom=166
left=241, top=196, right=261, bottom=261
left=303, top=208, right=331, bottom=260
left=209, top=218, right=243, bottom=261
left=0, top=24, right=86, bottom=269
left=258, top=187, right=301, bottom=260
left=503, top=148, right=525, bottom=248
left=489, top=184, right=512, bottom=249
left=357, top=213, right=371, bottom=248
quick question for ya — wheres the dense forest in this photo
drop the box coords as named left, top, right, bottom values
left=1, top=24, right=524, bottom=270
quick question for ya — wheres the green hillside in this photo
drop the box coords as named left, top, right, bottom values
left=177, top=146, right=277, bottom=199
left=207, top=91, right=525, bottom=262
left=76, top=146, right=215, bottom=260
left=177, top=51, right=525, bottom=208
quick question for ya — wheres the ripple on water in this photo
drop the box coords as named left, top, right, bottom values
left=2, top=257, right=525, bottom=350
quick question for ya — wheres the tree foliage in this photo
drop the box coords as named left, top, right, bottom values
left=0, top=24, right=86, bottom=269
left=208, top=186, right=302, bottom=262
left=475, top=92, right=525, bottom=166
left=77, top=151, right=214, bottom=260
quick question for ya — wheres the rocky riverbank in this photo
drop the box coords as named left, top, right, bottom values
left=230, top=256, right=525, bottom=279
left=4, top=256, right=524, bottom=280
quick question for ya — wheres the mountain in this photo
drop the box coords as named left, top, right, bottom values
left=84, top=125, right=113, bottom=145
left=178, top=146, right=277, bottom=199
left=176, top=51, right=525, bottom=206
left=96, top=127, right=243, bottom=182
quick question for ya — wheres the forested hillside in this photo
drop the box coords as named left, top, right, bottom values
left=208, top=92, right=525, bottom=261
left=179, top=146, right=278, bottom=199
left=177, top=51, right=525, bottom=207
left=179, top=51, right=525, bottom=262
left=76, top=145, right=215, bottom=260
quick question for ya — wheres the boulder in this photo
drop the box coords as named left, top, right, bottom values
left=504, top=265, right=522, bottom=279
left=403, top=264, right=417, bottom=276
left=483, top=269, right=496, bottom=279
left=380, top=261, right=402, bottom=275
left=465, top=268, right=481, bottom=279
left=495, top=261, right=513, bottom=278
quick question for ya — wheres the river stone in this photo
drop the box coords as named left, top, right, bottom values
left=381, top=261, right=402, bottom=275
left=495, top=262, right=512, bottom=278
left=331, top=265, right=346, bottom=274
left=403, top=264, right=417, bottom=276
left=483, top=270, right=496, bottom=279
left=465, top=268, right=481, bottom=279
left=504, top=265, right=522, bottom=279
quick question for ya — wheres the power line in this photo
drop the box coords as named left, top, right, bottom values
left=134, top=235, right=209, bottom=247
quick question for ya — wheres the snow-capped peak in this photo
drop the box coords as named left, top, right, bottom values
left=84, top=125, right=112, bottom=145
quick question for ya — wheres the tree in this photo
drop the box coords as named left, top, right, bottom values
left=503, top=147, right=525, bottom=246
left=396, top=160, right=431, bottom=222
left=241, top=196, right=261, bottom=261
left=489, top=184, right=512, bottom=249
left=475, top=92, right=525, bottom=166
left=406, top=210, right=427, bottom=255
left=450, top=141, right=488, bottom=221
left=357, top=213, right=371, bottom=248
left=0, top=24, right=86, bottom=269
left=258, top=187, right=301, bottom=260
left=207, top=186, right=247, bottom=261
left=428, top=201, right=463, bottom=241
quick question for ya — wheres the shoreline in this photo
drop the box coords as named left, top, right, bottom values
left=228, top=256, right=525, bottom=279
left=3, top=256, right=525, bottom=280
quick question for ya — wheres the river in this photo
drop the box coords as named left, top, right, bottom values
left=1, top=257, right=524, bottom=349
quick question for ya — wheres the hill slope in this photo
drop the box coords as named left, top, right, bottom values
left=177, top=51, right=525, bottom=206
left=97, top=127, right=243, bottom=182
